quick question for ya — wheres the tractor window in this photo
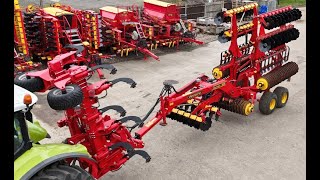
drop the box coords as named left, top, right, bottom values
left=14, top=113, right=23, bottom=153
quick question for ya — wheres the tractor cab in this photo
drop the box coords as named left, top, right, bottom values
left=14, top=85, right=49, bottom=160
left=14, top=85, right=94, bottom=180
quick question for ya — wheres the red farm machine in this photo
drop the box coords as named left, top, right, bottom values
left=14, top=49, right=156, bottom=179
left=14, top=1, right=109, bottom=78
left=142, top=0, right=204, bottom=48
left=14, top=0, right=42, bottom=74
left=99, top=6, right=159, bottom=60
left=133, top=3, right=303, bottom=132
left=15, top=0, right=204, bottom=67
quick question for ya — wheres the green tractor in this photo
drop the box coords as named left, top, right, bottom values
left=14, top=85, right=95, bottom=180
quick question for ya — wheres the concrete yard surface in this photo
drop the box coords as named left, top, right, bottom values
left=32, top=7, right=306, bottom=180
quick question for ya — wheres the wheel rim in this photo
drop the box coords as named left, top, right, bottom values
left=244, top=103, right=254, bottom=115
left=269, top=99, right=276, bottom=110
left=18, top=74, right=27, bottom=81
left=53, top=86, right=75, bottom=96
left=281, top=92, right=288, bottom=103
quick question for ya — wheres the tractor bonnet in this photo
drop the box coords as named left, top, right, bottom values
left=14, top=85, right=38, bottom=112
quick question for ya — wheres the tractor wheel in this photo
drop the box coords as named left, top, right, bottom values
left=273, top=86, right=289, bottom=108
left=30, top=163, right=94, bottom=180
left=47, top=84, right=83, bottom=110
left=259, top=91, right=278, bottom=115
left=14, top=73, right=44, bottom=92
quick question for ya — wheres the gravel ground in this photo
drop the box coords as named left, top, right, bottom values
left=30, top=6, right=306, bottom=180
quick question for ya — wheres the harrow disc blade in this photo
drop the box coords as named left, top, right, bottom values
left=292, top=9, right=301, bottom=20
left=264, top=17, right=274, bottom=29
left=214, top=12, right=224, bottom=25
left=269, top=16, right=277, bottom=29
left=287, top=11, right=294, bottom=21
left=214, top=16, right=223, bottom=25
left=259, top=40, right=271, bottom=52
left=273, top=15, right=281, bottom=27
left=292, top=29, right=300, bottom=40
left=282, top=33, right=290, bottom=43
left=278, top=13, right=286, bottom=26
left=268, top=37, right=277, bottom=49
left=273, top=34, right=283, bottom=47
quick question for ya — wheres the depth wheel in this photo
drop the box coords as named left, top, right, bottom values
left=259, top=91, right=278, bottom=115
left=273, top=86, right=289, bottom=108
left=30, top=162, right=94, bottom=180
left=14, top=73, right=44, bottom=92
left=47, top=84, right=83, bottom=110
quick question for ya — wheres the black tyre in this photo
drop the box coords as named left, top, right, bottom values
left=273, top=86, right=289, bottom=108
left=259, top=92, right=278, bottom=115
left=47, top=84, right=83, bottom=110
left=30, top=163, right=94, bottom=180
left=14, top=73, right=44, bottom=92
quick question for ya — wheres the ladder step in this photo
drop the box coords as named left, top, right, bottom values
left=63, top=29, right=78, bottom=33
left=71, top=39, right=81, bottom=42
left=69, top=34, right=79, bottom=37
left=73, top=43, right=84, bottom=46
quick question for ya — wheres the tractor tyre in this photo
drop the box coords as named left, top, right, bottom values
left=259, top=91, right=278, bottom=115
left=47, top=84, right=83, bottom=110
left=273, top=86, right=289, bottom=108
left=30, top=163, right=94, bottom=180
left=14, top=73, right=44, bottom=92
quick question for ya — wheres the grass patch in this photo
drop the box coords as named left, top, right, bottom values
left=278, top=0, right=306, bottom=7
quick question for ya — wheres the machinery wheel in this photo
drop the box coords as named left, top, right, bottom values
left=173, top=23, right=182, bottom=32
left=14, top=73, right=44, bottom=92
left=259, top=92, right=278, bottom=115
left=30, top=162, right=94, bottom=180
left=273, top=86, right=289, bottom=108
left=47, top=84, right=83, bottom=110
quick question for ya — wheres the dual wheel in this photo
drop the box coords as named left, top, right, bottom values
left=259, top=86, right=289, bottom=115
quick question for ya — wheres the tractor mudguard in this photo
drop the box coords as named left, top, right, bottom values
left=90, top=64, right=117, bottom=74
left=26, top=120, right=50, bottom=143
left=14, top=144, right=95, bottom=180
left=99, top=105, right=127, bottom=117
left=109, top=78, right=137, bottom=88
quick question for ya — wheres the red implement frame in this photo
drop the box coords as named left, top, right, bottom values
left=142, top=0, right=204, bottom=48
left=135, top=4, right=299, bottom=137
left=99, top=6, right=159, bottom=60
